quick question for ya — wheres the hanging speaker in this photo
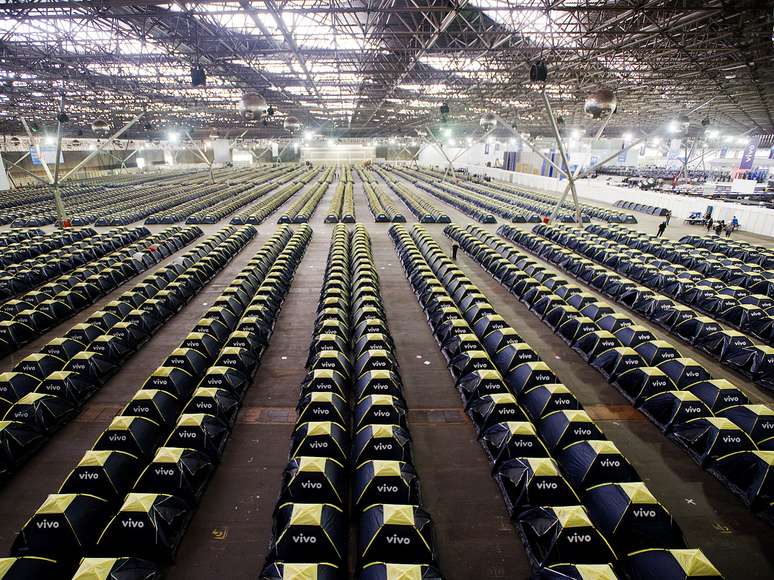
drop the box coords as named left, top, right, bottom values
left=530, top=62, right=548, bottom=82
left=191, top=65, right=207, bottom=87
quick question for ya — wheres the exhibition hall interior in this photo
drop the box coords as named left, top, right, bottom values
left=0, top=1, right=771, bottom=579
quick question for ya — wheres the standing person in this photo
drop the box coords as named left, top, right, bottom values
left=706, top=216, right=713, bottom=232
left=714, top=221, right=724, bottom=236
left=657, top=221, right=667, bottom=237
left=665, top=210, right=672, bottom=225
left=451, top=243, right=460, bottom=261
left=731, top=215, right=739, bottom=232
left=725, top=224, right=734, bottom=238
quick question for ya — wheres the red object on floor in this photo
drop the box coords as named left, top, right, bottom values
left=61, top=219, right=71, bottom=228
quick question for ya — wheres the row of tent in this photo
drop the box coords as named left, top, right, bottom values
left=388, top=166, right=502, bottom=223
left=0, top=227, right=95, bottom=269
left=0, top=228, right=46, bottom=247
left=0, top=168, right=193, bottom=226
left=477, top=223, right=773, bottom=521
left=587, top=224, right=774, bottom=297
left=0, top=227, right=124, bottom=301
left=402, top=166, right=574, bottom=224
left=325, top=181, right=357, bottom=223
left=475, top=174, right=637, bottom=224
left=231, top=180, right=309, bottom=224
left=263, top=224, right=442, bottom=579
left=186, top=166, right=308, bottom=224
left=679, top=234, right=774, bottom=269
left=409, top=165, right=633, bottom=224
left=1, top=185, right=104, bottom=227
left=278, top=169, right=335, bottom=224
left=391, top=223, right=720, bottom=579
left=2, top=225, right=311, bottom=579
left=0, top=225, right=239, bottom=481
left=0, top=227, right=170, bottom=356
left=145, top=169, right=276, bottom=225
left=361, top=177, right=407, bottom=223
left=9, top=168, right=237, bottom=228
left=442, top=177, right=565, bottom=224
left=613, top=201, right=669, bottom=217
left=96, top=168, right=257, bottom=226
left=373, top=167, right=450, bottom=223
left=540, top=224, right=774, bottom=389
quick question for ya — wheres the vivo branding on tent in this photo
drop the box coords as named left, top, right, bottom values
left=78, top=472, right=99, bottom=480
left=301, top=481, right=322, bottom=489
left=121, top=519, right=145, bottom=529
left=761, top=421, right=773, bottom=430
left=108, top=434, right=127, bottom=442
left=386, top=534, right=411, bottom=545
left=500, top=408, right=518, bottom=414
left=312, top=408, right=329, bottom=415
left=536, top=481, right=557, bottom=490
left=377, top=484, right=399, bottom=493
left=686, top=371, right=700, bottom=377
left=373, top=410, right=392, bottom=418
left=195, top=401, right=213, bottom=410
left=684, top=406, right=702, bottom=414
left=310, top=441, right=328, bottom=449
left=321, top=362, right=335, bottom=368
left=722, top=436, right=741, bottom=444
left=134, top=406, right=151, bottom=414
left=723, top=396, right=740, bottom=404
left=653, top=380, right=668, bottom=388
left=179, top=431, right=197, bottom=438
left=574, top=427, right=592, bottom=436
left=152, top=378, right=167, bottom=386
left=518, top=353, right=533, bottom=360
left=292, top=533, right=317, bottom=544
left=566, top=532, right=592, bottom=543
left=633, top=508, right=657, bottom=518
left=473, top=361, right=488, bottom=369
left=512, top=440, right=533, bottom=447
left=536, top=374, right=551, bottom=381
left=155, top=467, right=175, bottom=476
left=556, top=398, right=572, bottom=406
left=600, top=458, right=621, bottom=468
left=35, top=520, right=59, bottom=529
left=372, top=360, right=387, bottom=368
left=374, top=442, right=392, bottom=451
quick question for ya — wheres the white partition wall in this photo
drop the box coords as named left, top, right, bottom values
left=301, top=143, right=375, bottom=163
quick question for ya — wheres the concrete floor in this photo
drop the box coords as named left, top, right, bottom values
left=0, top=174, right=771, bottom=579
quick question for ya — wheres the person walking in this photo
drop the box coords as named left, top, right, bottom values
left=714, top=221, right=724, bottom=236
left=706, top=216, right=713, bottom=232
left=657, top=221, right=667, bottom=237
left=725, top=224, right=734, bottom=238
left=665, top=210, right=672, bottom=225
left=451, top=243, right=460, bottom=261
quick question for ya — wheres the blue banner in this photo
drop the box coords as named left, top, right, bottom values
left=769, top=145, right=774, bottom=159
left=738, top=136, right=761, bottom=170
